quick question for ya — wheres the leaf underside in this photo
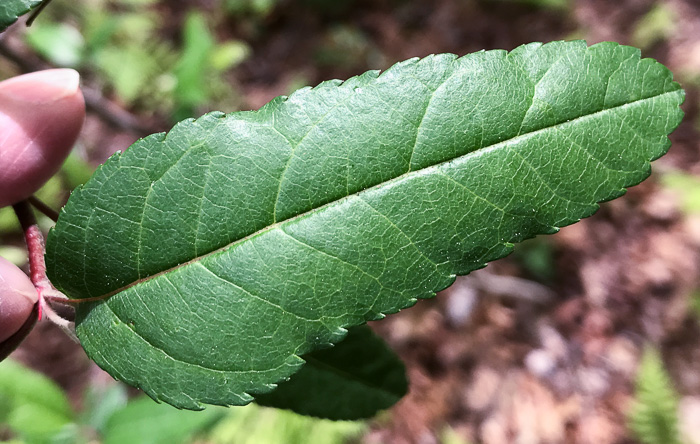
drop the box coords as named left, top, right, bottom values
left=256, top=325, right=407, bottom=420
left=46, top=40, right=684, bottom=410
left=0, top=0, right=42, bottom=32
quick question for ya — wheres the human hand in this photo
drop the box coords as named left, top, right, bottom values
left=0, top=69, right=85, bottom=207
left=0, top=256, right=39, bottom=360
left=0, top=69, right=85, bottom=360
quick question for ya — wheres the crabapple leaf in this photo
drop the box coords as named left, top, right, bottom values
left=0, top=0, right=42, bottom=32
left=255, top=325, right=407, bottom=420
left=46, top=40, right=684, bottom=412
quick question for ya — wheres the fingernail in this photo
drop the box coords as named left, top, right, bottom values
left=0, top=69, right=85, bottom=208
left=0, top=69, right=80, bottom=104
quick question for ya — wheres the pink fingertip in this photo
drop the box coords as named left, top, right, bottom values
left=0, top=69, right=85, bottom=207
left=0, top=69, right=81, bottom=104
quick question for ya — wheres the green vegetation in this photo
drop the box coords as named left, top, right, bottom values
left=22, top=0, right=249, bottom=119
left=628, top=347, right=683, bottom=444
left=0, top=359, right=366, bottom=444
left=45, top=41, right=684, bottom=414
left=0, top=1, right=695, bottom=442
left=0, top=0, right=42, bottom=31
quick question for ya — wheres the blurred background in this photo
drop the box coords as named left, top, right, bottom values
left=2, top=0, right=700, bottom=443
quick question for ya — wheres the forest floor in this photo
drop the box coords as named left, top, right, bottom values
left=6, top=0, right=700, bottom=443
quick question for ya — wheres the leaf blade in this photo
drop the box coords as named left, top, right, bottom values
left=255, top=325, right=408, bottom=420
left=102, top=396, right=224, bottom=444
left=47, top=40, right=684, bottom=410
left=0, top=0, right=43, bottom=32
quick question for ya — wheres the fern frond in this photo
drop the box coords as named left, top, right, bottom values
left=628, top=346, right=683, bottom=444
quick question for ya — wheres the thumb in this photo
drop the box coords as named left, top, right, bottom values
left=0, top=69, right=85, bottom=208
left=0, top=256, right=39, bottom=360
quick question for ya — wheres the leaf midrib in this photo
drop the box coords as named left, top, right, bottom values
left=86, top=89, right=679, bottom=302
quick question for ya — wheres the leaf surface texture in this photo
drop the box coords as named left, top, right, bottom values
left=46, top=41, right=685, bottom=409
left=0, top=0, right=42, bottom=31
left=256, top=325, right=407, bottom=419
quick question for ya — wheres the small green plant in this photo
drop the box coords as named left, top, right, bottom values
left=172, top=11, right=249, bottom=121
left=21, top=0, right=249, bottom=118
left=660, top=171, right=700, bottom=215
left=632, top=3, right=677, bottom=50
left=484, top=0, right=570, bottom=10
left=224, top=0, right=280, bottom=18
left=0, top=0, right=687, bottom=424
left=628, top=346, right=683, bottom=444
left=0, top=359, right=363, bottom=444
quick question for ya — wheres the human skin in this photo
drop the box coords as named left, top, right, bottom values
left=0, top=256, right=38, bottom=343
left=0, top=69, right=85, bottom=207
left=0, top=69, right=85, bottom=354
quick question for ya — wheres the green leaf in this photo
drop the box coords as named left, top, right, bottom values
left=61, top=153, right=96, bottom=190
left=660, top=170, right=700, bottom=215
left=256, top=325, right=407, bottom=419
left=628, top=346, right=682, bottom=444
left=632, top=4, right=676, bottom=50
left=172, top=11, right=247, bottom=120
left=101, top=396, right=224, bottom=444
left=0, top=175, right=64, bottom=235
left=46, top=40, right=684, bottom=411
left=225, top=0, right=279, bottom=17
left=208, top=403, right=366, bottom=444
left=174, top=12, right=215, bottom=109
left=25, top=22, right=85, bottom=67
left=79, top=384, right=128, bottom=434
left=483, top=0, right=569, bottom=11
left=0, top=360, right=74, bottom=443
left=0, top=0, right=42, bottom=32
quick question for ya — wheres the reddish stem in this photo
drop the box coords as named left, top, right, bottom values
left=12, top=200, right=48, bottom=319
